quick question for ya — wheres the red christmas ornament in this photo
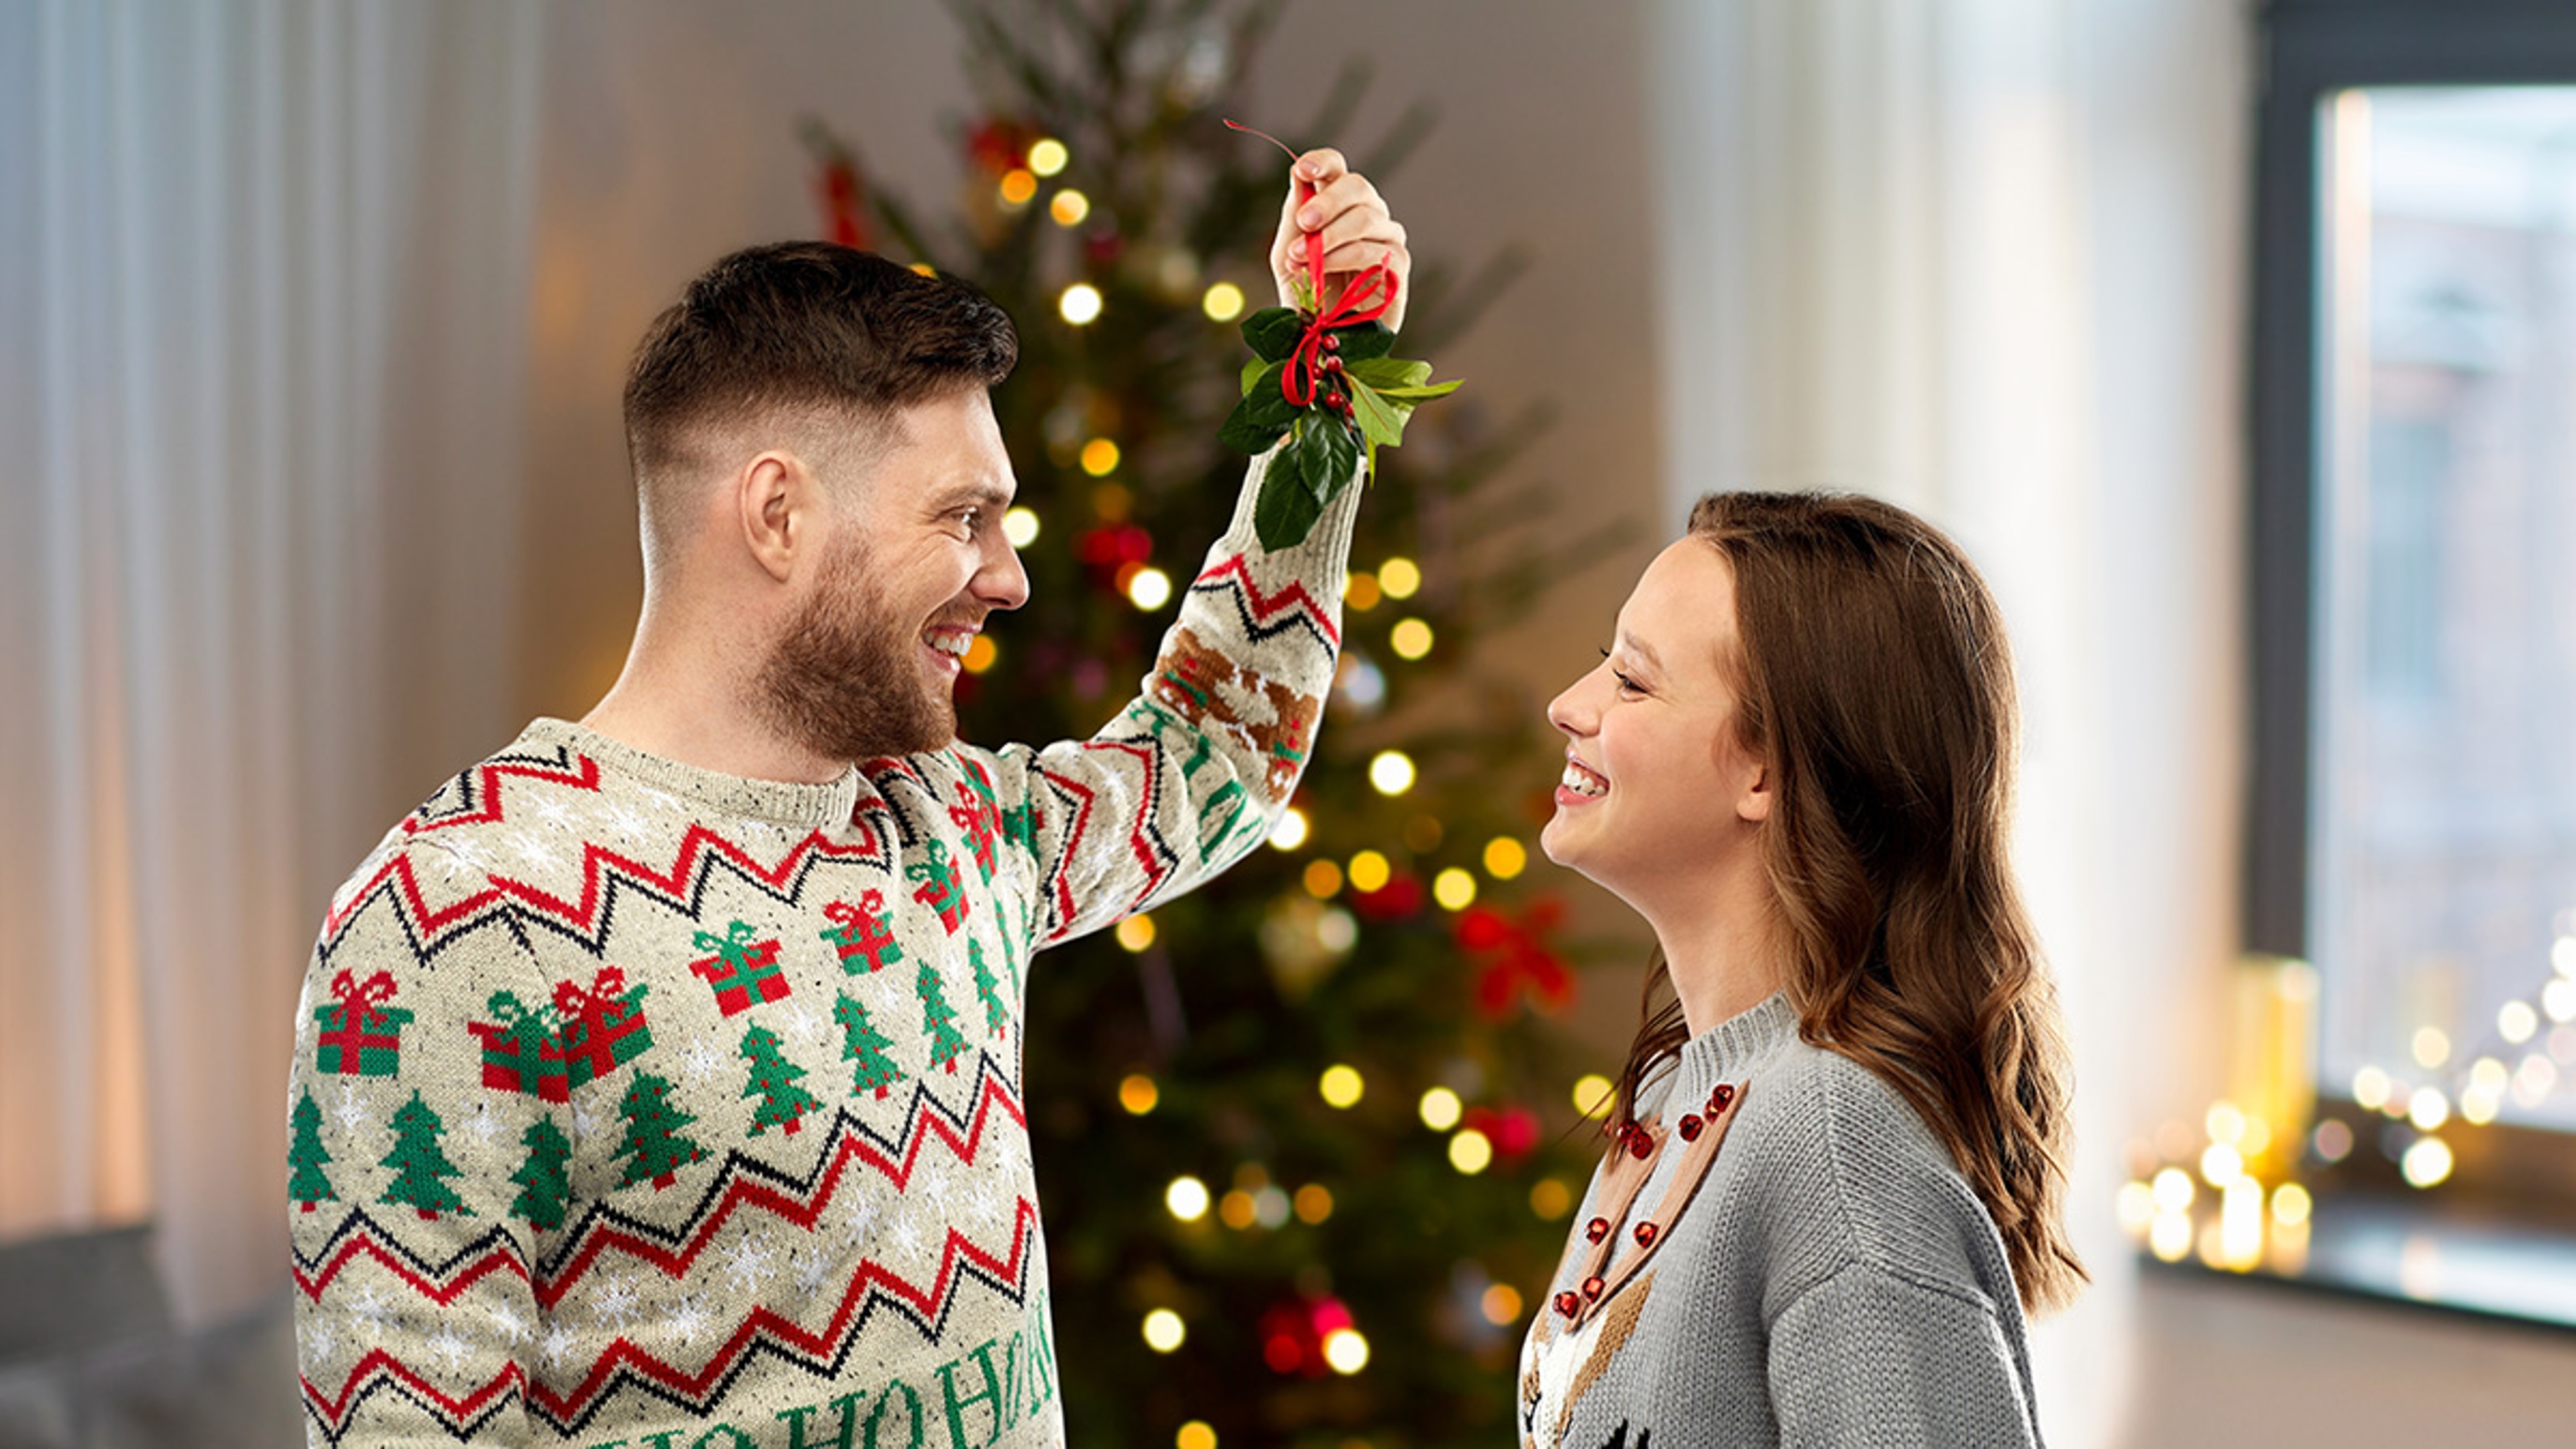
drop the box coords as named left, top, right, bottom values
left=1454, top=897, right=1574, bottom=1019
left=1348, top=869, right=1424, bottom=922
left=1464, top=1104, right=1541, bottom=1162
left=1256, top=1295, right=1355, bottom=1378
left=965, top=115, right=1034, bottom=178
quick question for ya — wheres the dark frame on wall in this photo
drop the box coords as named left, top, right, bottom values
left=2246, top=0, right=2576, bottom=956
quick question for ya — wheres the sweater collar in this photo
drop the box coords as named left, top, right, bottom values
left=516, top=718, right=863, bottom=828
left=1672, top=990, right=1799, bottom=1095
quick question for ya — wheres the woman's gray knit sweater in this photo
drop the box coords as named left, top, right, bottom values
left=1517, top=993, right=2043, bottom=1448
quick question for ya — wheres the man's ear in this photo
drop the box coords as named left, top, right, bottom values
left=736, top=450, right=808, bottom=584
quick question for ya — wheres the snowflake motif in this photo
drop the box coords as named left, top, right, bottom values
left=433, top=845, right=482, bottom=881
left=541, top=1322, right=583, bottom=1371
left=464, top=1102, right=503, bottom=1149
left=793, top=1248, right=836, bottom=1297
left=345, top=1284, right=391, bottom=1326
left=846, top=1193, right=880, bottom=1240
left=665, top=1294, right=712, bottom=1350
left=605, top=804, right=652, bottom=839
left=486, top=1301, right=531, bottom=1344
left=680, top=1038, right=727, bottom=1083
left=640, top=786, right=682, bottom=814
left=715, top=1236, right=776, bottom=1295
left=780, top=999, right=828, bottom=1045
left=888, top=1213, right=924, bottom=1260
left=573, top=1093, right=613, bottom=1142
left=426, top=1324, right=473, bottom=1374
left=591, top=1276, right=643, bottom=1331
left=529, top=794, right=576, bottom=828
left=508, top=830, right=550, bottom=867
left=303, top=1319, right=337, bottom=1364
left=333, top=1081, right=370, bottom=1136
left=447, top=839, right=490, bottom=875
left=967, top=1181, right=1006, bottom=1228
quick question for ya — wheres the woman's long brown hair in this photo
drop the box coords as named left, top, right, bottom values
left=1609, top=491, right=2086, bottom=1316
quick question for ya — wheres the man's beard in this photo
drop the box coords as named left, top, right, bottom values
left=755, top=537, right=957, bottom=763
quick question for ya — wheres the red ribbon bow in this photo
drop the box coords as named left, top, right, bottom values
left=553, top=966, right=628, bottom=1022
left=328, top=969, right=399, bottom=1029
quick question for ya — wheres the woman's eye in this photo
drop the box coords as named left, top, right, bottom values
left=1614, top=672, right=1644, bottom=694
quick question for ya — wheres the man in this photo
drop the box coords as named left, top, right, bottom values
left=288, top=150, right=1407, bottom=1446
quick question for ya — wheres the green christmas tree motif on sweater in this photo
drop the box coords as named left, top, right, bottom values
left=739, top=1024, right=823, bottom=1137
left=508, top=1115, right=573, bottom=1230
left=835, top=991, right=906, bottom=1100
left=614, top=1072, right=705, bottom=1191
left=380, top=1091, right=470, bottom=1220
left=916, top=959, right=971, bottom=1075
left=970, top=938, right=1010, bottom=1040
left=288, top=1088, right=336, bottom=1213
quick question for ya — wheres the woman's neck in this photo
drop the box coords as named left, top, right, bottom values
left=1640, top=863, right=1788, bottom=1039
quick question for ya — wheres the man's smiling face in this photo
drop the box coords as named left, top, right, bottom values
left=755, top=387, right=1028, bottom=762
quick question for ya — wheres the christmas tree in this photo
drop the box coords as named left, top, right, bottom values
left=808, top=2, right=1623, bottom=1440
left=614, top=1073, right=706, bottom=1191
left=289, top=1087, right=336, bottom=1212
left=916, top=959, right=974, bottom=1074
left=739, top=1024, right=824, bottom=1136
left=509, top=1115, right=574, bottom=1231
left=971, top=938, right=1010, bottom=1039
left=835, top=990, right=908, bottom=1099
left=380, top=1091, right=469, bottom=1221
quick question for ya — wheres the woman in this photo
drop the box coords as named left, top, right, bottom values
left=1518, top=492, right=2083, bottom=1447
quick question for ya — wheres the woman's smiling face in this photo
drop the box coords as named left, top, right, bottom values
left=1541, top=539, right=1771, bottom=908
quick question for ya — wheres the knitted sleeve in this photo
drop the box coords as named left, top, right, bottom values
left=288, top=846, right=554, bottom=1446
left=1764, top=1260, right=2040, bottom=1448
left=996, top=447, right=1356, bottom=949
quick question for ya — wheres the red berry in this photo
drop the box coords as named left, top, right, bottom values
left=1322, top=333, right=1342, bottom=353
left=1324, top=391, right=1346, bottom=412
left=1322, top=355, right=1344, bottom=374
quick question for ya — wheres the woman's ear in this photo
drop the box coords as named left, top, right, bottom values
left=1735, top=761, right=1772, bottom=824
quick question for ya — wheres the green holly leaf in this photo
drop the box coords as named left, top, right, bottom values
left=1240, top=357, right=1271, bottom=396
left=1255, top=421, right=1328, bottom=550
left=1346, top=378, right=1409, bottom=454
left=1371, top=378, right=1463, bottom=402
left=1311, top=408, right=1361, bottom=503
left=1218, top=370, right=1298, bottom=454
left=1329, top=320, right=1396, bottom=363
left=1242, top=307, right=1305, bottom=363
left=1346, top=357, right=1432, bottom=390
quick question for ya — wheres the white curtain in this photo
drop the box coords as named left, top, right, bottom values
left=0, top=0, right=544, bottom=1322
left=1646, top=1, right=2253, bottom=1444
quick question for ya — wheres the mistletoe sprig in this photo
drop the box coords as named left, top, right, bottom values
left=1218, top=121, right=1461, bottom=550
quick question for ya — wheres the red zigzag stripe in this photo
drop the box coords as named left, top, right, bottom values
left=326, top=818, right=889, bottom=944
left=1190, top=553, right=1342, bottom=647
left=301, top=1200, right=1039, bottom=1434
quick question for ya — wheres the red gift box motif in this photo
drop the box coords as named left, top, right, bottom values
left=906, top=839, right=970, bottom=935
left=553, top=967, right=653, bottom=1089
left=314, top=969, right=413, bottom=1077
left=821, top=891, right=905, bottom=975
left=468, top=991, right=570, bottom=1102
left=691, top=920, right=790, bottom=1017
left=949, top=768, right=1002, bottom=884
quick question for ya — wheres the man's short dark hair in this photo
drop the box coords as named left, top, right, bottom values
left=621, top=241, right=1019, bottom=488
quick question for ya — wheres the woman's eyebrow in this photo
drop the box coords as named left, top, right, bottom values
left=1617, top=631, right=1663, bottom=670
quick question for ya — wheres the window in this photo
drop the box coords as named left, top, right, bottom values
left=2252, top=1, right=2576, bottom=1201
